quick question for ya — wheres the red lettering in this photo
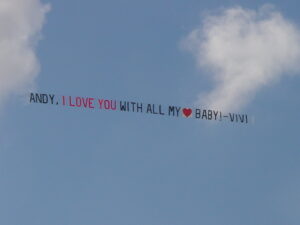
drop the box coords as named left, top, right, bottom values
left=89, top=98, right=94, bottom=109
left=98, top=99, right=116, bottom=110
left=111, top=100, right=116, bottom=110
left=69, top=96, right=75, bottom=107
left=76, top=97, right=82, bottom=107
left=104, top=100, right=110, bottom=109
left=98, top=99, right=104, bottom=109
left=82, top=97, right=88, bottom=108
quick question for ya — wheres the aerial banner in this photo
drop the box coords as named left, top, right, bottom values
left=29, top=93, right=249, bottom=124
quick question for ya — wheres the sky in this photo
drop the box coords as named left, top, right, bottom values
left=1, top=0, right=300, bottom=225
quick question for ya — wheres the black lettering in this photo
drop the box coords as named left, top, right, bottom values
left=201, top=110, right=207, bottom=120
left=152, top=104, right=158, bottom=114
left=239, top=115, right=245, bottom=123
left=120, top=101, right=128, bottom=111
left=175, top=107, right=181, bottom=116
left=195, top=109, right=201, bottom=119
left=213, top=111, right=219, bottom=120
left=168, top=106, right=176, bottom=116
left=36, top=93, right=43, bottom=103
left=30, top=93, right=36, bottom=103
left=49, top=94, right=55, bottom=104
left=208, top=110, right=212, bottom=120
left=159, top=105, right=164, bottom=115
left=229, top=113, right=235, bottom=122
left=146, top=104, right=153, bottom=114
left=137, top=103, right=143, bottom=113
left=130, top=102, right=136, bottom=112
left=42, top=94, right=48, bottom=104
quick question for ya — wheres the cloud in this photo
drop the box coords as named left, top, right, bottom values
left=183, top=5, right=300, bottom=112
left=0, top=0, right=50, bottom=106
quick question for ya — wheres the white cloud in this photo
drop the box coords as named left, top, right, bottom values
left=0, top=0, right=50, bottom=106
left=183, top=5, right=300, bottom=112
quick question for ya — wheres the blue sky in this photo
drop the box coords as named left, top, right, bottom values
left=1, top=0, right=300, bottom=225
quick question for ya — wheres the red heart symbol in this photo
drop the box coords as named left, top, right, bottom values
left=182, top=108, right=192, bottom=117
